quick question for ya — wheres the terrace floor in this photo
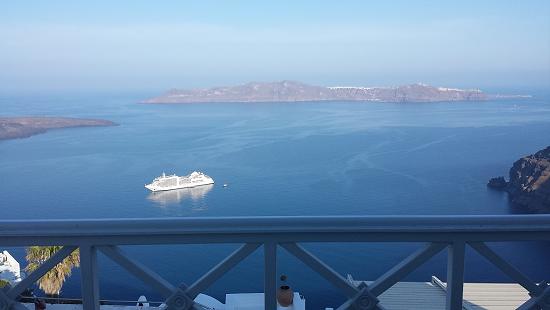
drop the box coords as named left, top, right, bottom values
left=350, top=276, right=530, bottom=310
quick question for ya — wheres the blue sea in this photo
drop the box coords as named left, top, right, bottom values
left=1, top=92, right=550, bottom=308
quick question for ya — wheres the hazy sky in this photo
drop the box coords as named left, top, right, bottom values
left=1, top=1, right=549, bottom=92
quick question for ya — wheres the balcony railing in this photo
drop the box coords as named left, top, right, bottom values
left=1, top=215, right=550, bottom=310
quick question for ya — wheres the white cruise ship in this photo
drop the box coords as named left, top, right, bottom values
left=145, top=171, right=214, bottom=192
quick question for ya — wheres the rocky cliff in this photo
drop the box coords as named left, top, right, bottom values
left=0, top=117, right=117, bottom=141
left=488, top=146, right=550, bottom=212
left=142, top=81, right=489, bottom=104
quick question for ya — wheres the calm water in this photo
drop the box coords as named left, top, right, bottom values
left=1, top=92, right=550, bottom=308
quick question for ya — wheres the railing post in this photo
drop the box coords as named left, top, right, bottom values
left=80, top=245, right=100, bottom=310
left=264, top=242, right=277, bottom=310
left=446, top=241, right=465, bottom=310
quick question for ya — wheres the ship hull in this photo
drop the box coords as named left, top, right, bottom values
left=145, top=180, right=214, bottom=192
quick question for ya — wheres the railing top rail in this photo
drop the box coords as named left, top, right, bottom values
left=1, top=215, right=550, bottom=237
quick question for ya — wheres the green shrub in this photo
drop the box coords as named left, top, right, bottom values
left=0, top=279, right=9, bottom=288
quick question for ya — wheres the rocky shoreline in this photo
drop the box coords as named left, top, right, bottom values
left=0, top=117, right=117, bottom=141
left=488, top=146, right=550, bottom=212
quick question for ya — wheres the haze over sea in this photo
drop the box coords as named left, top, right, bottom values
left=1, top=91, right=550, bottom=308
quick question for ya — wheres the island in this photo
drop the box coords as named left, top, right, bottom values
left=142, top=80, right=528, bottom=104
left=488, top=146, right=550, bottom=212
left=0, top=117, right=117, bottom=141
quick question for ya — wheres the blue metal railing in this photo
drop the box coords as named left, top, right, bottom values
left=1, top=215, right=550, bottom=310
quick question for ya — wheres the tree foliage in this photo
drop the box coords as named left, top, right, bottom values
left=25, top=246, right=80, bottom=296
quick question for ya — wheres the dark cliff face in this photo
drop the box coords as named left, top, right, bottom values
left=489, top=146, right=550, bottom=212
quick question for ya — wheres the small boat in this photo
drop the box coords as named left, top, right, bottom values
left=145, top=171, right=214, bottom=192
left=136, top=295, right=149, bottom=308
